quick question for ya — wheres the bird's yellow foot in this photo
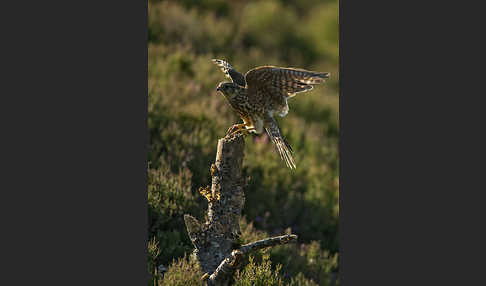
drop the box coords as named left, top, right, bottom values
left=228, top=126, right=256, bottom=137
left=226, top=124, right=244, bottom=135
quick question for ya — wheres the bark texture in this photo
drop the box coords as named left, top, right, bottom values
left=184, top=133, right=297, bottom=286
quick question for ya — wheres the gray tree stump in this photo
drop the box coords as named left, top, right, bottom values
left=184, top=133, right=297, bottom=286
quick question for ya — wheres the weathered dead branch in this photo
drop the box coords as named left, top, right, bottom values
left=184, top=133, right=298, bottom=286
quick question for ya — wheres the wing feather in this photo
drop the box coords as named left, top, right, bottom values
left=212, top=59, right=246, bottom=87
left=245, top=66, right=329, bottom=100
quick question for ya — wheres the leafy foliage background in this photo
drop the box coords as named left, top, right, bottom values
left=148, top=0, right=339, bottom=285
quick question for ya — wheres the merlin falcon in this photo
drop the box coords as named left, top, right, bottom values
left=213, top=59, right=329, bottom=169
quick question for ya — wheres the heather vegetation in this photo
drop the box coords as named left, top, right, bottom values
left=148, top=0, right=339, bottom=284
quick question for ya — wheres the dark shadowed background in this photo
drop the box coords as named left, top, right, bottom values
left=148, top=0, right=339, bottom=285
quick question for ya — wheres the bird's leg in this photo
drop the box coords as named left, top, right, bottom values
left=226, top=123, right=246, bottom=135
left=228, top=126, right=256, bottom=137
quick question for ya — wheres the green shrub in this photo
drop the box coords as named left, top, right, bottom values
left=148, top=164, right=203, bottom=266
left=148, top=237, right=161, bottom=285
left=160, top=255, right=203, bottom=286
left=270, top=242, right=338, bottom=286
left=234, top=254, right=285, bottom=286
left=288, top=273, right=319, bottom=286
left=240, top=219, right=338, bottom=285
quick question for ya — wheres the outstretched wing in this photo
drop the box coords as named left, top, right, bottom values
left=212, top=59, right=246, bottom=87
left=245, top=66, right=329, bottom=100
left=265, top=115, right=296, bottom=169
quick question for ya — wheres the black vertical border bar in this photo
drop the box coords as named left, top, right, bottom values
left=338, top=0, right=486, bottom=284
left=0, top=0, right=149, bottom=284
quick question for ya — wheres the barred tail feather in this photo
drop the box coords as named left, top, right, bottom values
left=265, top=118, right=296, bottom=169
left=273, top=136, right=296, bottom=169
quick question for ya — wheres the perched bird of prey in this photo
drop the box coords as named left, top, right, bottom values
left=213, top=59, right=329, bottom=169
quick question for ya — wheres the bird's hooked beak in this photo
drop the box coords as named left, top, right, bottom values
left=216, top=85, right=222, bottom=92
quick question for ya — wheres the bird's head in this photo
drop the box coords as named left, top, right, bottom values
left=216, top=82, right=240, bottom=99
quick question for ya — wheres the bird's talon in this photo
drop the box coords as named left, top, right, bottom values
left=229, top=127, right=255, bottom=138
left=226, top=125, right=239, bottom=135
left=229, top=129, right=243, bottom=138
